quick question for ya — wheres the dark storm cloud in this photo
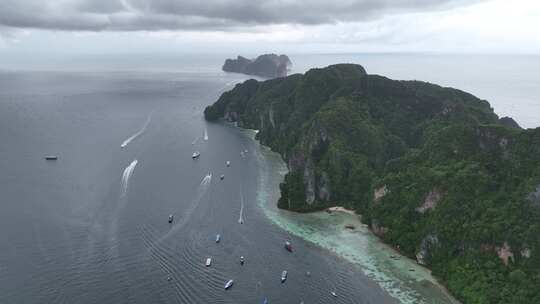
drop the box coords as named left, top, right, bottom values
left=0, top=0, right=485, bottom=31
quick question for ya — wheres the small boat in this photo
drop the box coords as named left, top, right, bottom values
left=344, top=224, right=355, bottom=230
left=263, top=298, right=268, bottom=304
left=220, top=174, right=225, bottom=180
left=284, top=241, right=293, bottom=252
left=224, top=279, right=234, bottom=290
left=168, top=214, right=174, bottom=223
left=192, top=151, right=200, bottom=159
left=240, top=256, right=245, bottom=265
left=167, top=276, right=172, bottom=281
left=44, top=156, right=58, bottom=160
left=215, top=234, right=221, bottom=243
left=305, top=271, right=311, bottom=277
left=205, top=257, right=212, bottom=267
left=331, top=291, right=337, bottom=297
left=226, top=161, right=231, bottom=167
left=281, top=270, right=288, bottom=283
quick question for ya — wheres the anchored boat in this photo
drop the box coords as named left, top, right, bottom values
left=284, top=241, right=293, bottom=252
left=215, top=234, right=221, bottom=243
left=168, top=214, right=174, bottom=223
left=192, top=151, right=200, bottom=159
left=281, top=270, right=288, bottom=283
left=205, top=257, right=212, bottom=267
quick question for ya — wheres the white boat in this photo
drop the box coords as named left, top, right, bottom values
left=226, top=161, right=231, bottom=167
left=220, top=174, right=225, bottom=180
left=168, top=214, right=174, bottom=223
left=240, top=256, right=245, bottom=265
left=192, top=151, right=200, bottom=159
left=215, top=234, right=221, bottom=243
left=224, top=279, right=234, bottom=289
left=281, top=270, right=288, bottom=283
left=205, top=257, right=212, bottom=267
left=331, top=291, right=337, bottom=297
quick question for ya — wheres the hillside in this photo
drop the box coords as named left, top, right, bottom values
left=204, top=64, right=540, bottom=303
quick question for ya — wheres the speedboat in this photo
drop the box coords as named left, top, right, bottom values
left=215, top=234, right=221, bottom=243
left=168, top=214, right=174, bottom=223
left=226, top=161, right=231, bottom=167
left=240, top=256, right=245, bottom=265
left=284, top=241, right=293, bottom=252
left=220, top=174, right=225, bottom=180
left=192, top=151, right=200, bottom=159
left=44, top=156, right=58, bottom=160
left=224, top=279, right=234, bottom=290
left=205, top=257, right=212, bottom=267
left=331, top=291, right=337, bottom=297
left=281, top=270, right=288, bottom=283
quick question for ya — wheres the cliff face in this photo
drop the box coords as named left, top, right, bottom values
left=204, top=64, right=540, bottom=303
left=222, top=54, right=292, bottom=78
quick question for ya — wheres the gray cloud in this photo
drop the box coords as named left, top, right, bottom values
left=0, top=0, right=486, bottom=32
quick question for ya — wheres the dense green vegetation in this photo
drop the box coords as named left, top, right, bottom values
left=204, top=64, right=540, bottom=303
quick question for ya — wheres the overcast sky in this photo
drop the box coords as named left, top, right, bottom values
left=0, top=0, right=539, bottom=54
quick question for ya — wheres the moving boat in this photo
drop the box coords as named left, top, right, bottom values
left=226, top=161, right=231, bottom=167
left=220, top=174, right=225, bottom=180
left=168, top=214, right=174, bottom=223
left=44, top=156, right=58, bottom=160
left=205, top=257, right=212, bottom=267
left=215, top=234, right=221, bottom=243
left=284, top=241, right=293, bottom=252
left=331, top=291, right=337, bottom=297
left=240, top=256, right=245, bottom=265
left=192, top=151, right=200, bottom=159
left=263, top=298, right=268, bottom=304
left=281, top=270, right=288, bottom=283
left=224, top=279, right=234, bottom=290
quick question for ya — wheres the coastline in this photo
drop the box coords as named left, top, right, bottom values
left=240, top=127, right=460, bottom=304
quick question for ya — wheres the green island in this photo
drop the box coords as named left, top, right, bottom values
left=205, top=64, right=540, bottom=304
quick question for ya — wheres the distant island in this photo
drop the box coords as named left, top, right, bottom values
left=222, top=54, right=292, bottom=78
left=205, top=64, right=540, bottom=304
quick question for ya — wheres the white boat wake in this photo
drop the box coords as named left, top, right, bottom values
left=120, top=113, right=152, bottom=148
left=238, top=191, right=245, bottom=224
left=191, top=136, right=200, bottom=145
left=120, top=160, right=138, bottom=197
left=155, top=172, right=213, bottom=244
left=201, top=172, right=212, bottom=185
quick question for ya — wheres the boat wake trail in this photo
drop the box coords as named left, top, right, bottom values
left=120, top=113, right=152, bottom=148
left=156, top=173, right=212, bottom=244
left=121, top=160, right=138, bottom=197
left=238, top=188, right=245, bottom=224
left=200, top=172, right=212, bottom=186
left=191, top=136, right=200, bottom=145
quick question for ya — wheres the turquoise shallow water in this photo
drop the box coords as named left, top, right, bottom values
left=245, top=129, right=460, bottom=304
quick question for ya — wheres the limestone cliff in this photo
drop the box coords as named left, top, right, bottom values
left=222, top=54, right=292, bottom=78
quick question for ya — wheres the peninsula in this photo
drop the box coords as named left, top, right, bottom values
left=205, top=64, right=540, bottom=304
